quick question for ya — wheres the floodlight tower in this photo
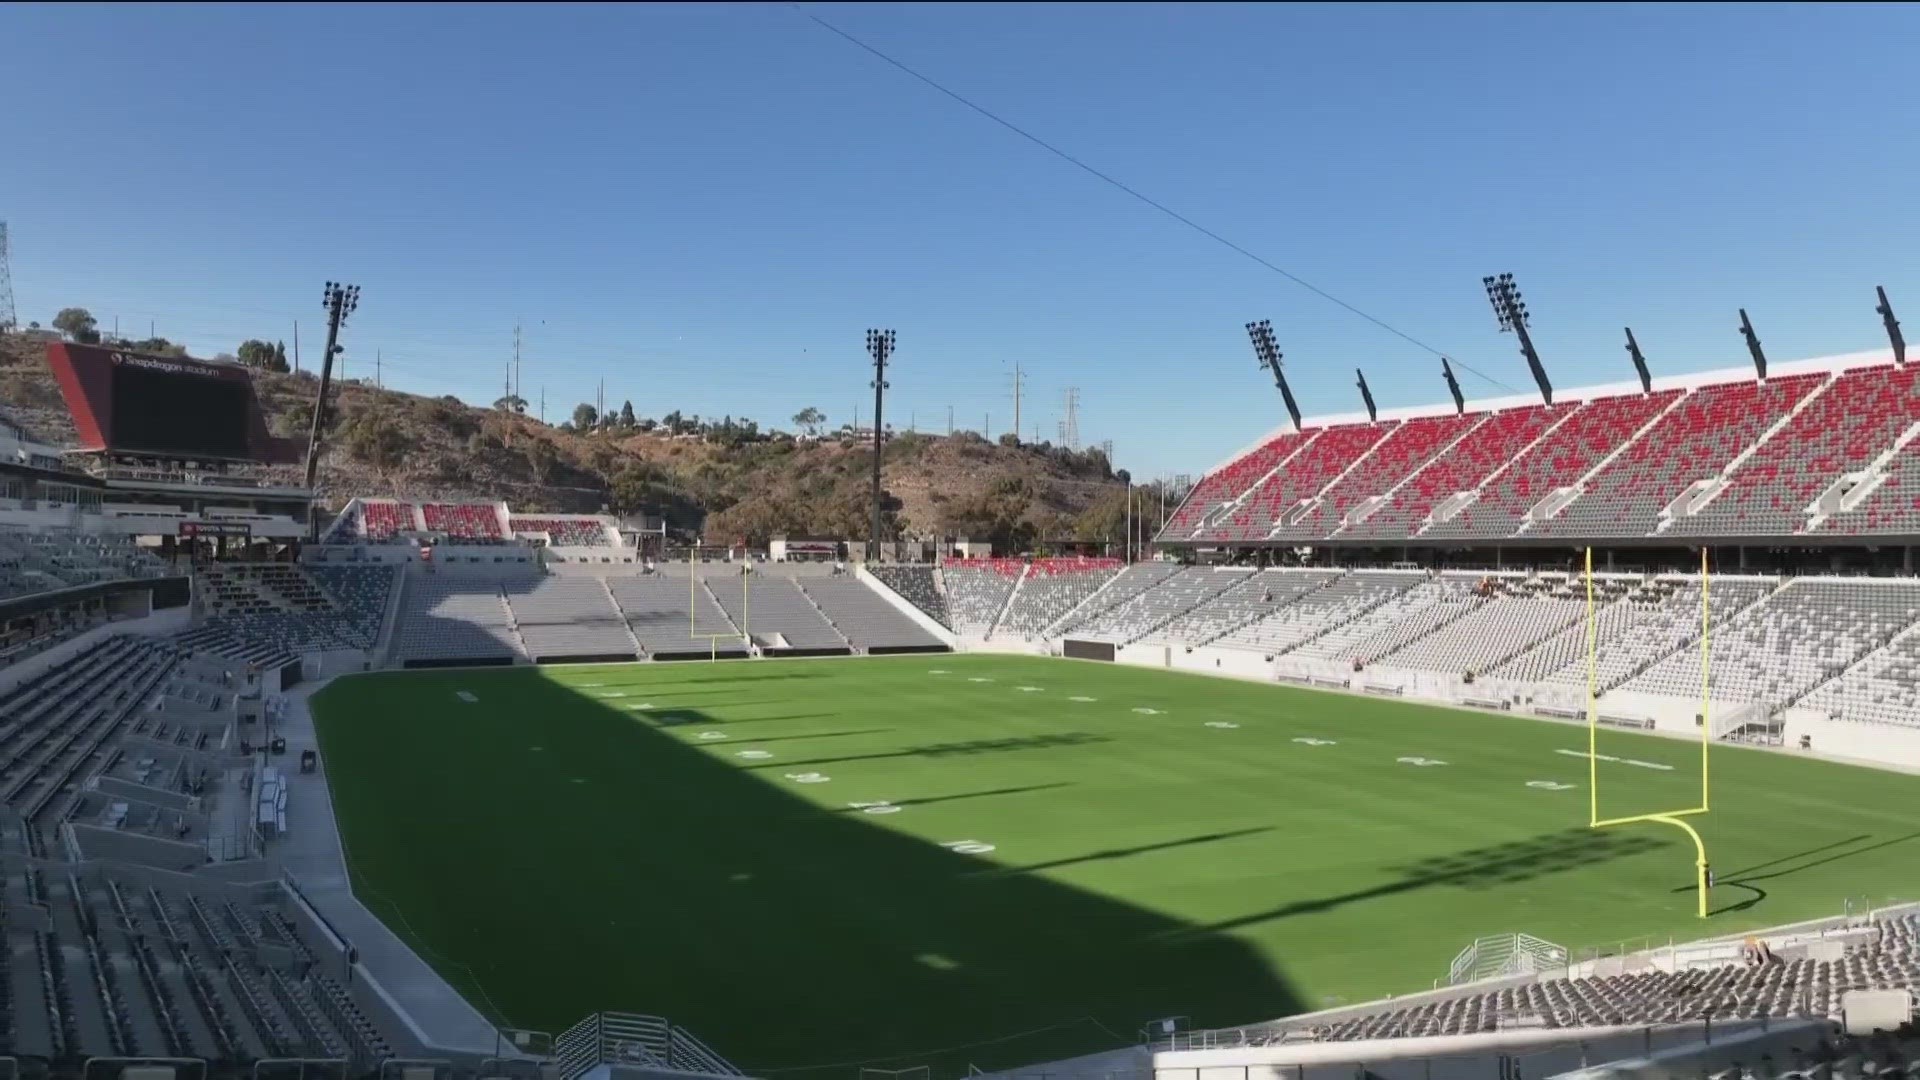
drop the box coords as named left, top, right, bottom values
left=305, top=282, right=361, bottom=536
left=866, top=328, right=895, bottom=561
left=1246, top=319, right=1302, bottom=431
left=1483, top=273, right=1552, bottom=405
left=1877, top=286, right=1906, bottom=366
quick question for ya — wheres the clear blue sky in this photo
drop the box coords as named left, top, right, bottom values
left=5, top=3, right=1917, bottom=480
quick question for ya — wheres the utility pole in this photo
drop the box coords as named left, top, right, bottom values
left=540, top=386, right=546, bottom=424
left=513, top=321, right=522, bottom=402
left=1012, top=360, right=1023, bottom=444
left=376, top=349, right=382, bottom=389
left=947, top=405, right=953, bottom=436
left=0, top=221, right=16, bottom=331
left=293, top=321, right=300, bottom=374
left=305, top=281, right=361, bottom=537
left=866, top=329, right=895, bottom=561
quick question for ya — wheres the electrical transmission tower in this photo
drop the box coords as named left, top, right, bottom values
left=1062, top=387, right=1080, bottom=450
left=0, top=221, right=16, bottom=331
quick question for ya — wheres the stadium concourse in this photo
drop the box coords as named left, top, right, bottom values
left=6, top=346, right=1920, bottom=1080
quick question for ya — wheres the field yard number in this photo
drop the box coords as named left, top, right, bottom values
left=784, top=772, right=831, bottom=784
left=624, top=702, right=655, bottom=711
left=1396, top=756, right=1448, bottom=767
left=928, top=669, right=950, bottom=675
left=1132, top=707, right=1166, bottom=716
left=1293, top=737, right=1337, bottom=746
left=848, top=801, right=902, bottom=815
left=736, top=750, right=773, bottom=760
left=1204, top=721, right=1240, bottom=729
left=596, top=690, right=628, bottom=698
left=968, top=677, right=995, bottom=683
left=1015, top=685, right=1043, bottom=692
left=1069, top=696, right=1097, bottom=703
left=941, top=840, right=996, bottom=855
left=696, top=731, right=728, bottom=741
left=1527, top=780, right=1577, bottom=791
left=455, top=691, right=478, bottom=703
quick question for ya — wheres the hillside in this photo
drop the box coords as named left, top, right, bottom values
left=0, top=333, right=1141, bottom=547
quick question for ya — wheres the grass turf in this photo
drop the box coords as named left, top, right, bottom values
left=311, top=655, right=1920, bottom=1077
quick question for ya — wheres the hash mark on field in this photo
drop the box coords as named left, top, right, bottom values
left=1556, top=749, right=1674, bottom=771
left=1014, top=686, right=1043, bottom=692
left=1396, top=756, right=1447, bottom=767
left=1293, top=737, right=1337, bottom=746
left=928, top=669, right=951, bottom=675
left=455, top=691, right=478, bottom=703
left=967, top=677, right=995, bottom=683
left=1132, top=707, right=1165, bottom=716
left=1204, top=721, right=1240, bottom=729
left=1068, top=696, right=1097, bottom=703
left=1527, top=780, right=1577, bottom=791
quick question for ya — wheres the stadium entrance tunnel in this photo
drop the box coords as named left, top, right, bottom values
left=309, top=662, right=1308, bottom=1080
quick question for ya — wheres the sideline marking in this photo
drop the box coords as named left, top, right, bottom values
left=455, top=691, right=478, bottom=703
left=1556, top=748, right=1674, bottom=771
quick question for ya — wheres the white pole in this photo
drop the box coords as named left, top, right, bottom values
left=1125, top=480, right=1133, bottom=563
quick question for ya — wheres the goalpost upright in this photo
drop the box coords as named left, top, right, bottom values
left=689, top=547, right=751, bottom=660
left=1585, top=546, right=1714, bottom=918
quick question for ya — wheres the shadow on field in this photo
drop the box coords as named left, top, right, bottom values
left=351, top=685, right=1308, bottom=1080
left=1672, top=832, right=1920, bottom=897
left=1190, top=828, right=1664, bottom=935
left=740, top=732, right=1110, bottom=771
left=968, top=827, right=1276, bottom=878
left=832, top=782, right=1074, bottom=812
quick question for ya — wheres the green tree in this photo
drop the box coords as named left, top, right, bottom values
left=53, top=307, right=100, bottom=344
left=525, top=440, right=557, bottom=485
left=237, top=339, right=276, bottom=368
left=572, top=402, right=598, bottom=429
left=792, top=406, right=825, bottom=436
left=343, top=408, right=410, bottom=480
left=271, top=341, right=290, bottom=372
left=494, top=395, right=528, bottom=413
left=620, top=400, right=636, bottom=427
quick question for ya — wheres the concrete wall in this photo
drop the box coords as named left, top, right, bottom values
left=69, top=824, right=209, bottom=871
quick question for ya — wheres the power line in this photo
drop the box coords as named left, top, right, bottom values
left=791, top=5, right=1520, bottom=394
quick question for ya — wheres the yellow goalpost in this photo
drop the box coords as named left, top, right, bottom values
left=690, top=548, right=750, bottom=660
left=1585, top=547, right=1714, bottom=918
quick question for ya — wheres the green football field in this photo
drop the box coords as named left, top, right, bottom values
left=310, top=655, right=1920, bottom=1077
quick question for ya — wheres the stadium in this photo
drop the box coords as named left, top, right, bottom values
left=4, top=313, right=1920, bottom=1080
left=5, top=7, right=1920, bottom=1080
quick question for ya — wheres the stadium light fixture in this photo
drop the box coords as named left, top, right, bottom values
left=1482, top=272, right=1553, bottom=406
left=1440, top=358, right=1465, bottom=415
left=1245, top=319, right=1302, bottom=431
left=1877, top=286, right=1906, bottom=366
left=866, top=329, right=895, bottom=561
left=1624, top=328, right=1653, bottom=394
left=305, top=281, right=364, bottom=534
left=1738, top=308, right=1767, bottom=380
